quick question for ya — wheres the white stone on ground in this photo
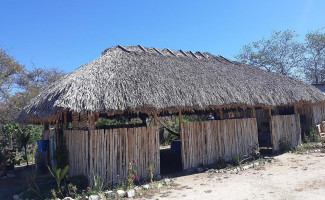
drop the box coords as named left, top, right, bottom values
left=142, top=184, right=150, bottom=190
left=89, top=194, right=99, bottom=200
left=117, top=190, right=126, bottom=197
left=127, top=189, right=135, bottom=198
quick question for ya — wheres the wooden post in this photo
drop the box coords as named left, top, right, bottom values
left=88, top=112, right=95, bottom=130
left=252, top=107, right=256, bottom=118
left=44, top=122, right=49, bottom=131
left=293, top=104, right=298, bottom=114
left=63, top=110, right=68, bottom=130
left=219, top=108, right=224, bottom=120
left=154, top=111, right=158, bottom=125
left=178, top=111, right=183, bottom=169
left=178, top=111, right=182, bottom=133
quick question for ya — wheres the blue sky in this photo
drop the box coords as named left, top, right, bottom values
left=1, top=0, right=324, bottom=72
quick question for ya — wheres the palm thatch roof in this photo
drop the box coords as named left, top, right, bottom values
left=17, top=45, right=325, bottom=123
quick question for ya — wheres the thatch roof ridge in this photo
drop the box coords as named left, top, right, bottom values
left=17, top=45, right=325, bottom=123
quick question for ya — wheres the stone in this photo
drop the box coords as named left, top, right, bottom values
left=127, top=189, right=135, bottom=198
left=150, top=183, right=157, bottom=189
left=142, top=184, right=150, bottom=190
left=104, top=190, right=114, bottom=198
left=164, top=178, right=171, bottom=185
left=253, top=162, right=259, bottom=167
left=134, top=186, right=141, bottom=191
left=117, top=190, right=126, bottom=197
left=157, top=183, right=163, bottom=189
left=13, top=195, right=20, bottom=200
left=63, top=197, right=74, bottom=200
left=89, top=195, right=99, bottom=200
left=242, top=165, right=249, bottom=170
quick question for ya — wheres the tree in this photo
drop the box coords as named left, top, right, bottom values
left=17, top=131, right=30, bottom=167
left=235, top=30, right=304, bottom=77
left=0, top=47, right=24, bottom=101
left=302, top=30, right=325, bottom=84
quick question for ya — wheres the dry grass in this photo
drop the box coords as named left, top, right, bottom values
left=17, top=45, right=325, bottom=123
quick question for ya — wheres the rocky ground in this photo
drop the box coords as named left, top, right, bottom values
left=150, top=150, right=325, bottom=200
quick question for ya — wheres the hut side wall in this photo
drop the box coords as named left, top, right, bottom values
left=181, top=118, right=258, bottom=170
left=64, top=126, right=160, bottom=182
left=311, top=104, right=325, bottom=126
left=270, top=114, right=301, bottom=152
left=64, top=130, right=89, bottom=176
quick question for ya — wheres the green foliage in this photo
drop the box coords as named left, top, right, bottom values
left=24, top=125, right=42, bottom=145
left=116, top=159, right=137, bottom=190
left=54, top=141, right=69, bottom=169
left=89, top=174, right=105, bottom=192
left=48, top=165, right=70, bottom=189
left=2, top=123, right=22, bottom=149
left=17, top=130, right=31, bottom=166
left=303, top=30, right=325, bottom=84
left=214, top=158, right=226, bottom=169
left=233, top=154, right=240, bottom=166
left=69, top=174, right=89, bottom=191
left=96, top=117, right=132, bottom=128
left=148, top=161, right=154, bottom=183
left=235, top=30, right=303, bottom=77
left=279, top=137, right=292, bottom=153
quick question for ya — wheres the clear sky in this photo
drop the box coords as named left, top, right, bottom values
left=1, top=0, right=325, bottom=73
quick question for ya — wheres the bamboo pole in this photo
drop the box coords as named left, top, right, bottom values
left=219, top=108, right=224, bottom=120
left=63, top=110, right=68, bottom=130
left=154, top=111, right=158, bottom=125
left=178, top=111, right=182, bottom=133
left=293, top=104, right=298, bottom=114
left=252, top=107, right=256, bottom=118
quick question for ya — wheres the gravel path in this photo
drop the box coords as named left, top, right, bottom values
left=151, top=152, right=325, bottom=200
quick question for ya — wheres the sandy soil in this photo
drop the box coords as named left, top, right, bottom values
left=151, top=152, right=325, bottom=200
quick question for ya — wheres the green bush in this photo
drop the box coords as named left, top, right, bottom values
left=69, top=174, right=89, bottom=191
left=279, top=137, right=292, bottom=153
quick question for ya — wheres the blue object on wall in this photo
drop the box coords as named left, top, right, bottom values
left=37, top=140, right=49, bottom=152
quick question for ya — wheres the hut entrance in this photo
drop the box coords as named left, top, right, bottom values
left=158, top=115, right=182, bottom=175
left=256, top=108, right=272, bottom=154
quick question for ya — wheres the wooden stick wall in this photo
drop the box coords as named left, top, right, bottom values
left=311, top=104, right=325, bottom=126
left=181, top=118, right=258, bottom=170
left=271, top=114, right=301, bottom=152
left=64, top=130, right=89, bottom=177
left=64, top=126, right=160, bottom=183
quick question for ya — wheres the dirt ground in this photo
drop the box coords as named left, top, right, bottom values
left=151, top=152, right=325, bottom=200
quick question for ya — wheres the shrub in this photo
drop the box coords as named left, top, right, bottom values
left=233, top=154, right=240, bottom=166
left=279, top=137, right=292, bottom=153
left=69, top=174, right=89, bottom=191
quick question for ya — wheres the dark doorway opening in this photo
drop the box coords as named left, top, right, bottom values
left=256, top=108, right=273, bottom=155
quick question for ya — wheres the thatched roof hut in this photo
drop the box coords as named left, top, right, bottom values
left=17, top=45, right=325, bottom=123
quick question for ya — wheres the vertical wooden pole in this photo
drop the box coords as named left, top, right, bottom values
left=88, top=111, right=95, bottom=130
left=293, top=104, right=298, bottom=114
left=252, top=107, right=256, bottom=118
left=63, top=110, right=68, bottom=130
left=178, top=111, right=183, bottom=169
left=268, top=107, right=272, bottom=150
left=178, top=111, right=182, bottom=133
left=219, top=108, right=224, bottom=120
left=154, top=111, right=158, bottom=126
